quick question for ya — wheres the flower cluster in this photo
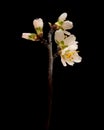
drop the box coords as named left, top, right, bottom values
left=54, top=13, right=82, bottom=66
left=22, top=12, right=82, bottom=66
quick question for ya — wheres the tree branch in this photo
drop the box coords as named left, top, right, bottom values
left=45, top=29, right=54, bottom=130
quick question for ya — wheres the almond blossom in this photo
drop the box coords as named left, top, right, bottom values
left=22, top=12, right=82, bottom=66
left=21, top=12, right=82, bottom=130
left=33, top=18, right=43, bottom=35
left=22, top=33, right=38, bottom=41
left=55, top=29, right=78, bottom=50
left=55, top=29, right=82, bottom=66
left=61, top=49, right=82, bottom=66
left=55, top=12, right=73, bottom=30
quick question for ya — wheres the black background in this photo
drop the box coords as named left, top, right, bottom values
left=3, top=0, right=101, bottom=130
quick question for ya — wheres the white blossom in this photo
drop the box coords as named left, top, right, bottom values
left=22, top=33, right=37, bottom=41
left=55, top=29, right=78, bottom=50
left=33, top=18, right=43, bottom=29
left=61, top=50, right=82, bottom=66
left=33, top=18, right=43, bottom=35
left=21, top=12, right=82, bottom=66
left=55, top=12, right=73, bottom=30
left=55, top=29, right=82, bottom=66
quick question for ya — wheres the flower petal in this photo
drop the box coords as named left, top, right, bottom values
left=62, top=20, right=73, bottom=30
left=68, top=44, right=78, bottom=50
left=58, top=12, right=67, bottom=22
left=74, top=54, right=82, bottom=63
left=22, top=33, right=30, bottom=39
left=61, top=47, right=69, bottom=55
left=22, top=33, right=37, bottom=41
left=55, top=29, right=64, bottom=43
left=66, top=60, right=74, bottom=66
left=61, top=56, right=67, bottom=66
left=64, top=34, right=76, bottom=45
left=33, top=18, right=43, bottom=29
left=64, top=30, right=71, bottom=36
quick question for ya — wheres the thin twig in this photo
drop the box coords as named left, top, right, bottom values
left=45, top=29, right=54, bottom=130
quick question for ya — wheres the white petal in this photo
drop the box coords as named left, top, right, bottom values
left=66, top=60, right=74, bottom=66
left=73, top=52, right=82, bottom=63
left=58, top=12, right=67, bottom=21
left=61, top=49, right=66, bottom=55
left=64, top=35, right=76, bottom=45
left=22, top=33, right=31, bottom=39
left=22, top=33, right=37, bottom=41
left=62, top=20, right=73, bottom=30
left=54, top=29, right=64, bottom=42
left=68, top=44, right=78, bottom=51
left=64, top=30, right=71, bottom=36
left=61, top=56, right=67, bottom=66
left=61, top=47, right=69, bottom=55
left=33, top=18, right=43, bottom=28
left=74, top=55, right=82, bottom=63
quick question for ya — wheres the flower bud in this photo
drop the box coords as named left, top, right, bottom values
left=33, top=18, right=43, bottom=35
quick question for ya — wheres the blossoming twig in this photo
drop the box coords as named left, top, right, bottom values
left=21, top=12, right=82, bottom=130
